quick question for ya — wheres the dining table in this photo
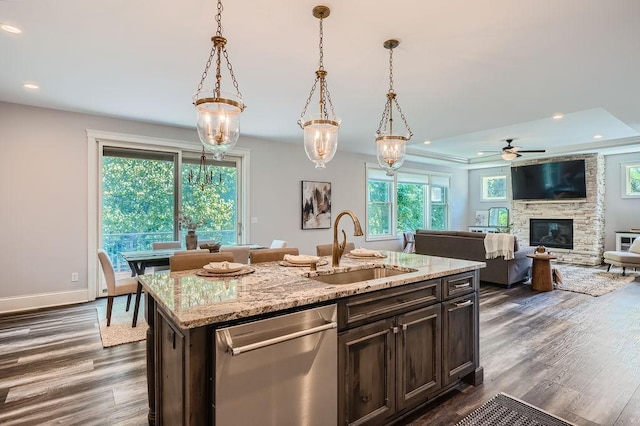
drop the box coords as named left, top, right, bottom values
left=119, top=244, right=265, bottom=327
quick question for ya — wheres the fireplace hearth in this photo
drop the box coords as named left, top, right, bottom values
left=530, top=219, right=573, bottom=249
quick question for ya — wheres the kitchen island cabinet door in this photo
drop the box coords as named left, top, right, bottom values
left=396, top=304, right=442, bottom=411
left=338, top=318, right=395, bottom=426
left=442, top=293, right=478, bottom=386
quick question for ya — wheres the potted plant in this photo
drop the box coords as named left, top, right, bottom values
left=178, top=212, right=204, bottom=250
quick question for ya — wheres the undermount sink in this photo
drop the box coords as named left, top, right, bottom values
left=309, top=266, right=416, bottom=285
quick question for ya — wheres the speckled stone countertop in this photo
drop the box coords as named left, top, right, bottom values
left=139, top=251, right=485, bottom=329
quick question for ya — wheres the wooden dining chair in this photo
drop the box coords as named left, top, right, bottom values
left=152, top=241, right=181, bottom=250
left=220, top=246, right=251, bottom=264
left=169, top=252, right=234, bottom=272
left=250, top=248, right=299, bottom=263
left=151, top=241, right=181, bottom=272
left=316, top=242, right=355, bottom=257
left=97, top=249, right=139, bottom=327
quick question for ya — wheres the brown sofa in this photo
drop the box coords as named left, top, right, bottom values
left=414, top=230, right=535, bottom=287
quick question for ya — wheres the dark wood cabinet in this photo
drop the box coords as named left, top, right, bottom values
left=442, top=293, right=478, bottom=386
left=339, top=318, right=396, bottom=426
left=338, top=271, right=481, bottom=425
left=396, top=304, right=442, bottom=411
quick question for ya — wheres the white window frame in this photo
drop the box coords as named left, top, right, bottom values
left=365, top=163, right=451, bottom=241
left=87, top=130, right=250, bottom=300
left=621, top=162, right=640, bottom=198
left=481, top=174, right=507, bottom=201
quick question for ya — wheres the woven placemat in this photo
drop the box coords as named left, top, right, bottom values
left=195, top=266, right=255, bottom=278
left=344, top=253, right=387, bottom=259
left=278, top=259, right=329, bottom=267
left=456, top=393, right=575, bottom=426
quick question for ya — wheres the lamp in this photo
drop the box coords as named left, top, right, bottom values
left=375, top=39, right=413, bottom=176
left=194, top=0, right=245, bottom=161
left=297, top=6, right=340, bottom=169
left=187, top=148, right=222, bottom=191
left=502, top=151, right=518, bottom=161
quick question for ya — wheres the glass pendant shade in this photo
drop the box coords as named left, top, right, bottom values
left=195, top=90, right=243, bottom=161
left=376, top=135, right=407, bottom=175
left=303, top=114, right=340, bottom=169
left=502, top=152, right=518, bottom=161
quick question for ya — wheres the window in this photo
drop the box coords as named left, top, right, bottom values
left=366, top=164, right=450, bottom=240
left=622, top=162, right=640, bottom=197
left=481, top=175, right=507, bottom=201
left=101, top=145, right=243, bottom=273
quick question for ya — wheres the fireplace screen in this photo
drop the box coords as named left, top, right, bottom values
left=530, top=219, right=573, bottom=249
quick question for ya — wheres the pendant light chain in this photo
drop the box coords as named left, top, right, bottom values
left=195, top=0, right=243, bottom=101
left=298, top=10, right=335, bottom=125
left=376, top=43, right=413, bottom=138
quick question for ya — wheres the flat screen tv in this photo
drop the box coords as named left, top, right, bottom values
left=511, top=159, right=587, bottom=200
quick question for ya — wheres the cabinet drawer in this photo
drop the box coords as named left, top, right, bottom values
left=338, top=279, right=441, bottom=330
left=442, top=272, right=476, bottom=300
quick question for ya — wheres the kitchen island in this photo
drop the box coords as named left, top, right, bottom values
left=139, top=251, right=485, bottom=425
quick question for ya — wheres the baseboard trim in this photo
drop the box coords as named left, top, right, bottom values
left=0, top=290, right=89, bottom=314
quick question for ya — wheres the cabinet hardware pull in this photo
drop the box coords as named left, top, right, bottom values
left=392, top=326, right=399, bottom=334
left=226, top=321, right=337, bottom=356
left=454, top=300, right=473, bottom=307
left=454, top=283, right=470, bottom=288
left=402, top=324, right=408, bottom=331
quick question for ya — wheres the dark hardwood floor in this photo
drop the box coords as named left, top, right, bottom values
left=1, top=273, right=639, bottom=425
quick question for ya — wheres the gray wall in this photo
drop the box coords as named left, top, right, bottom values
left=466, top=166, right=511, bottom=228
left=0, top=101, right=468, bottom=312
left=467, top=157, right=640, bottom=251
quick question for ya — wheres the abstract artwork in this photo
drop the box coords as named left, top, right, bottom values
left=302, top=181, right=331, bottom=229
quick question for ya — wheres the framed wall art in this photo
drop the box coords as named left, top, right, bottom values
left=301, top=181, right=331, bottom=229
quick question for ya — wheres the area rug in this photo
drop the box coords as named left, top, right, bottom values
left=553, top=264, right=638, bottom=297
left=456, top=393, right=575, bottom=425
left=95, top=300, right=147, bottom=348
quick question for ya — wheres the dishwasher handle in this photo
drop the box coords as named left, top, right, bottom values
left=225, top=320, right=337, bottom=356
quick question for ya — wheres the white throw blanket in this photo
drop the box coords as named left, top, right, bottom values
left=484, top=233, right=515, bottom=260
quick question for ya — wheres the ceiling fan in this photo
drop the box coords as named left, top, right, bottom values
left=497, top=139, right=546, bottom=161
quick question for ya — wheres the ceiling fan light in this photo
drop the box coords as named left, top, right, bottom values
left=502, top=152, right=518, bottom=161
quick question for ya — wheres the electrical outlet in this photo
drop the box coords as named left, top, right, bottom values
left=71, top=272, right=79, bottom=282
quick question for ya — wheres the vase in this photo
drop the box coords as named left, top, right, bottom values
left=185, top=231, right=198, bottom=250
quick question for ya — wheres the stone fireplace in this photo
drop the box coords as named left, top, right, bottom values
left=511, top=154, right=605, bottom=265
left=530, top=219, right=574, bottom=249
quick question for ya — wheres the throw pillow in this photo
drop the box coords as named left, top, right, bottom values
left=629, top=238, right=640, bottom=254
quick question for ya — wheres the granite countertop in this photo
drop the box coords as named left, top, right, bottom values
left=139, top=251, right=485, bottom=329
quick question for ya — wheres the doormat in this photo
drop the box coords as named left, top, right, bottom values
left=456, top=393, right=575, bottom=426
left=553, top=264, right=638, bottom=297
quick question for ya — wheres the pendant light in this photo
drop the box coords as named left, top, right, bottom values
left=186, top=148, right=223, bottom=191
left=194, top=0, right=245, bottom=161
left=297, top=5, right=340, bottom=169
left=375, top=39, right=413, bottom=176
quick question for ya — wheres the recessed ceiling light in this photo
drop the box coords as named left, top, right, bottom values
left=423, top=140, right=431, bottom=145
left=23, top=82, right=39, bottom=90
left=593, top=134, right=603, bottom=139
left=552, top=113, right=564, bottom=120
left=477, top=152, right=484, bottom=156
left=1, top=24, right=22, bottom=34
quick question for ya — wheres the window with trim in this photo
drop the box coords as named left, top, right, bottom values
left=101, top=146, right=242, bottom=273
left=366, top=164, right=450, bottom=240
left=622, top=162, right=640, bottom=197
left=481, top=175, right=507, bottom=201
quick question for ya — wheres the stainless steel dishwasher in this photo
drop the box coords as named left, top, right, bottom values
left=215, top=304, right=337, bottom=425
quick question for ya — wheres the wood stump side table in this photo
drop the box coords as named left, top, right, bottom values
left=527, top=253, right=557, bottom=291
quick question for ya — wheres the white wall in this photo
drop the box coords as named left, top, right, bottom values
left=0, top=101, right=468, bottom=312
left=604, top=152, right=640, bottom=251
